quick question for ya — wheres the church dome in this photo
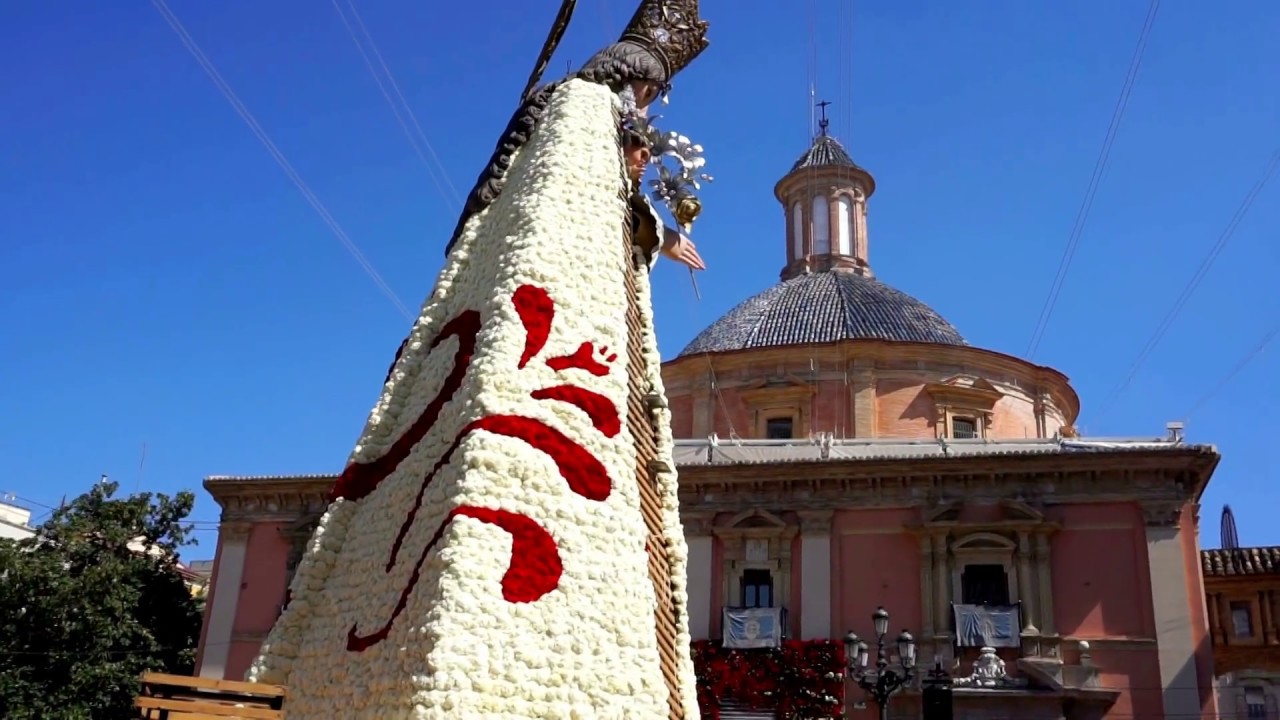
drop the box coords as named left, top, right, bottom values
left=678, top=270, right=967, bottom=357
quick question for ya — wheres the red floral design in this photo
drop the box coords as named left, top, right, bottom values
left=342, top=284, right=620, bottom=652
left=330, top=310, right=482, bottom=503
left=347, top=505, right=562, bottom=652
left=530, top=385, right=621, bottom=437
left=513, top=284, right=554, bottom=369
left=692, top=640, right=846, bottom=720
left=546, top=342, right=616, bottom=376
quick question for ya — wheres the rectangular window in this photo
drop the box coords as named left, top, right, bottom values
left=1232, top=601, right=1255, bottom=638
left=1245, top=687, right=1266, bottom=718
left=742, top=569, right=774, bottom=608
left=952, top=416, right=979, bottom=439
left=961, top=563, right=1010, bottom=606
left=765, top=417, right=794, bottom=440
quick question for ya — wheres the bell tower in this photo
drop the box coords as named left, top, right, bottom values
left=774, top=103, right=876, bottom=281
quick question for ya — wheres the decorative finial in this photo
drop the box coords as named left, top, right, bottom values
left=1221, top=504, right=1240, bottom=549
left=618, top=0, right=711, bottom=82
left=816, top=100, right=832, bottom=137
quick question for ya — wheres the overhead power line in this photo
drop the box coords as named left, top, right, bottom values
left=150, top=0, right=413, bottom=321
left=1098, top=147, right=1280, bottom=417
left=1025, top=0, right=1161, bottom=359
left=1182, top=317, right=1280, bottom=422
left=331, top=0, right=462, bottom=209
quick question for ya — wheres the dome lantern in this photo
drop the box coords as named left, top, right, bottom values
left=774, top=103, right=876, bottom=281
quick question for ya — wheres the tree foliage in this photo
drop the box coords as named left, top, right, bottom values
left=0, top=481, right=203, bottom=720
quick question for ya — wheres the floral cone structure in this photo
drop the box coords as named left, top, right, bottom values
left=248, top=79, right=699, bottom=719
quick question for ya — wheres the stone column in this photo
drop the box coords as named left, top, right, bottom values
left=1269, top=590, right=1279, bottom=645
left=919, top=534, right=935, bottom=638
left=1032, top=393, right=1048, bottom=439
left=1017, top=531, right=1039, bottom=633
left=852, top=187, right=869, bottom=265
left=198, top=521, right=252, bottom=679
left=1217, top=592, right=1233, bottom=647
left=798, top=511, right=834, bottom=640
left=1142, top=502, right=1200, bottom=719
left=1259, top=589, right=1275, bottom=644
left=1207, top=592, right=1222, bottom=645
left=683, top=513, right=714, bottom=641
left=933, top=533, right=950, bottom=632
left=827, top=189, right=843, bottom=257
left=785, top=199, right=796, bottom=263
left=1034, top=532, right=1056, bottom=636
left=691, top=369, right=713, bottom=438
left=850, top=361, right=876, bottom=438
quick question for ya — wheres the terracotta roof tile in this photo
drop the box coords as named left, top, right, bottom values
left=1201, top=547, right=1280, bottom=577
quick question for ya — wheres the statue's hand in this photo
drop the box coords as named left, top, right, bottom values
left=661, top=228, right=706, bottom=271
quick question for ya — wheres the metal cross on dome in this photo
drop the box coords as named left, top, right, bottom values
left=816, top=99, right=832, bottom=136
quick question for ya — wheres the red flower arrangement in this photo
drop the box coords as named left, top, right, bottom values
left=336, top=284, right=625, bottom=653
left=692, top=639, right=846, bottom=720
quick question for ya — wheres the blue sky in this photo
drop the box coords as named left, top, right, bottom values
left=2, top=1, right=1277, bottom=555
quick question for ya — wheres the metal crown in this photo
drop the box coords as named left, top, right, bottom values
left=618, top=0, right=710, bottom=82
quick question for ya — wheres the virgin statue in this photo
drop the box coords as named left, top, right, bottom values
left=246, top=1, right=712, bottom=718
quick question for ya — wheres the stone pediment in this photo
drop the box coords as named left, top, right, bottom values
left=920, top=499, right=1048, bottom=528
left=926, top=374, right=1003, bottom=410
left=722, top=508, right=788, bottom=530
left=939, top=374, right=999, bottom=392
left=926, top=502, right=962, bottom=523
left=1000, top=499, right=1044, bottom=522
left=739, top=376, right=815, bottom=404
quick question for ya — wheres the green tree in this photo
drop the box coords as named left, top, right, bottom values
left=0, top=481, right=203, bottom=720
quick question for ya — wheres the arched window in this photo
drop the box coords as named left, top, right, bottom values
left=812, top=195, right=830, bottom=254
left=790, top=201, right=804, bottom=258
left=834, top=196, right=852, bottom=255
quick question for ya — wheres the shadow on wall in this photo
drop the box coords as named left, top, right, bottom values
left=897, top=387, right=935, bottom=424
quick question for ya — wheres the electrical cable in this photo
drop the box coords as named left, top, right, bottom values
left=1025, top=0, right=1161, bottom=359
left=1097, top=147, right=1280, bottom=417
left=332, top=0, right=462, bottom=208
left=150, top=0, right=413, bottom=321
left=1182, top=317, right=1280, bottom=422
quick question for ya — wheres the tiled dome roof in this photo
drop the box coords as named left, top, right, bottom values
left=678, top=271, right=967, bottom=357
left=791, top=135, right=863, bottom=172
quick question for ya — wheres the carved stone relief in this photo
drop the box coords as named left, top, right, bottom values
left=1141, top=501, right=1183, bottom=528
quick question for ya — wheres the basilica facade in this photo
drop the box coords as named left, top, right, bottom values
left=194, top=128, right=1223, bottom=719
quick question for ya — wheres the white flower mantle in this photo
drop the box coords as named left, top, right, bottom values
left=248, top=79, right=699, bottom=719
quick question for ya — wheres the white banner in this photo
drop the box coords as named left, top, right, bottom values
left=723, top=607, right=783, bottom=649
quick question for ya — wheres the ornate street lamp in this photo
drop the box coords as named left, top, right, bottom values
left=843, top=607, right=916, bottom=720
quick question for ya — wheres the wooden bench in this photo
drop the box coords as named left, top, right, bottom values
left=133, top=671, right=286, bottom=719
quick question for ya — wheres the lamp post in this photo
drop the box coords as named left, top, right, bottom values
left=843, top=607, right=917, bottom=720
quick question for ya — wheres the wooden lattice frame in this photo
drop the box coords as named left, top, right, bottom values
left=622, top=236, right=685, bottom=720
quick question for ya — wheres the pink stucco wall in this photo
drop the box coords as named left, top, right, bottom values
left=833, top=508, right=923, bottom=640
left=232, top=522, right=291, bottom=676
left=1052, top=503, right=1151, bottom=638
left=202, top=521, right=292, bottom=682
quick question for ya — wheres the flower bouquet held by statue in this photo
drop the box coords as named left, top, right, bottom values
left=626, top=112, right=712, bottom=295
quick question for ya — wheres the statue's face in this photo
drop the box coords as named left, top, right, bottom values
left=629, top=80, right=662, bottom=113
left=625, top=142, right=651, bottom=183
